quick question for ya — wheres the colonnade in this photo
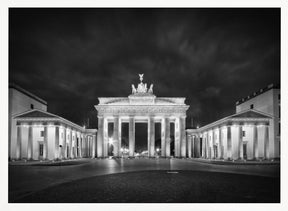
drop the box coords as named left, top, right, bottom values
left=188, top=122, right=270, bottom=160
left=15, top=122, right=96, bottom=160
left=187, top=134, right=201, bottom=158
left=97, top=115, right=187, bottom=158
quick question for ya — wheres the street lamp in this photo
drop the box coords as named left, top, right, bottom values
left=156, top=148, right=160, bottom=157
left=120, top=147, right=124, bottom=158
left=108, top=138, right=113, bottom=145
left=59, top=144, right=63, bottom=179
left=59, top=145, right=62, bottom=160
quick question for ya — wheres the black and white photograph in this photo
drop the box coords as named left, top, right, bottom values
left=2, top=0, right=287, bottom=209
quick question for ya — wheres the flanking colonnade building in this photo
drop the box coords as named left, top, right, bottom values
left=186, top=84, right=280, bottom=160
left=186, top=110, right=272, bottom=160
left=13, top=110, right=97, bottom=160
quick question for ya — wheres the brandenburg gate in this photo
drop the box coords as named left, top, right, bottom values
left=95, top=74, right=189, bottom=158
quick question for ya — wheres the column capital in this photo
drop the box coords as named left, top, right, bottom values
left=225, top=121, right=232, bottom=126
left=256, top=123, right=267, bottom=127
left=148, top=115, right=156, bottom=119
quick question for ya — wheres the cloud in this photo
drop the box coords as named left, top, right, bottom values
left=201, top=86, right=221, bottom=98
left=9, top=8, right=280, bottom=127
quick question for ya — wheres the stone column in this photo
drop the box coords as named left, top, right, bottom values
left=219, top=127, right=223, bottom=159
left=55, top=126, right=60, bottom=159
left=62, top=128, right=67, bottom=159
left=161, top=118, right=166, bottom=157
left=207, top=133, right=211, bottom=159
left=174, top=118, right=180, bottom=157
left=165, top=118, right=171, bottom=157
left=92, top=134, right=96, bottom=158
left=74, top=138, right=78, bottom=158
left=264, top=124, right=269, bottom=159
left=86, top=136, right=89, bottom=157
left=227, top=125, right=231, bottom=160
left=187, top=135, right=192, bottom=158
left=180, top=116, right=186, bottom=158
left=97, top=116, right=104, bottom=157
left=79, top=134, right=82, bottom=158
left=88, top=135, right=91, bottom=157
left=118, top=118, right=122, bottom=156
left=75, top=134, right=79, bottom=158
left=43, top=125, right=48, bottom=160
left=113, top=117, right=120, bottom=157
left=252, top=124, right=258, bottom=159
left=205, top=133, right=208, bottom=158
left=103, top=118, right=109, bottom=157
left=196, top=136, right=201, bottom=158
left=16, top=125, right=22, bottom=160
left=27, top=124, right=33, bottom=160
left=69, top=129, right=73, bottom=158
left=202, top=133, right=206, bottom=158
left=148, top=116, right=155, bottom=157
left=129, top=116, right=135, bottom=157
left=211, top=130, right=215, bottom=159
left=193, top=136, right=196, bottom=158
left=239, top=125, right=243, bottom=160
left=83, top=135, right=87, bottom=157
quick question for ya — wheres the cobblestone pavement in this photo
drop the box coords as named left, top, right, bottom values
left=9, top=158, right=280, bottom=202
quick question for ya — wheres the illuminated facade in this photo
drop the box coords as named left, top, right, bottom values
left=9, top=83, right=48, bottom=160
left=95, top=74, right=189, bottom=158
left=186, top=84, right=280, bottom=160
left=186, top=110, right=272, bottom=160
left=13, top=109, right=97, bottom=160
left=236, top=84, right=280, bottom=158
left=10, top=80, right=279, bottom=161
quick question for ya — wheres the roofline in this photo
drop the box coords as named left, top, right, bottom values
left=236, top=83, right=280, bottom=106
left=193, top=109, right=272, bottom=132
left=13, top=109, right=96, bottom=132
left=9, top=83, right=47, bottom=105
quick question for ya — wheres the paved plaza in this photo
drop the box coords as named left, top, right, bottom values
left=9, top=158, right=280, bottom=202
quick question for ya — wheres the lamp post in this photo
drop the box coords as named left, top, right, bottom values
left=120, top=147, right=124, bottom=158
left=59, top=144, right=62, bottom=180
left=156, top=148, right=160, bottom=157
left=59, top=145, right=62, bottom=160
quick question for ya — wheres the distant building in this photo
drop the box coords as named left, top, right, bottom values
left=236, top=84, right=280, bottom=158
left=10, top=83, right=97, bottom=161
left=9, top=83, right=48, bottom=159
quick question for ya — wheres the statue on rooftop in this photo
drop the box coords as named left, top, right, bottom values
left=148, top=84, right=153, bottom=94
left=132, top=84, right=137, bottom=94
left=139, top=74, right=144, bottom=82
left=131, top=74, right=154, bottom=95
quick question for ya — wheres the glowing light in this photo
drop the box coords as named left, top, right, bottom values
left=120, top=148, right=124, bottom=152
left=108, top=138, right=113, bottom=145
left=196, top=126, right=199, bottom=129
left=156, top=148, right=160, bottom=152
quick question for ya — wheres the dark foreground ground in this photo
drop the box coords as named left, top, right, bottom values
left=9, top=158, right=280, bottom=203
left=13, top=170, right=279, bottom=203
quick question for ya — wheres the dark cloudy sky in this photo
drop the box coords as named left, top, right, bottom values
left=9, top=8, right=280, bottom=129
